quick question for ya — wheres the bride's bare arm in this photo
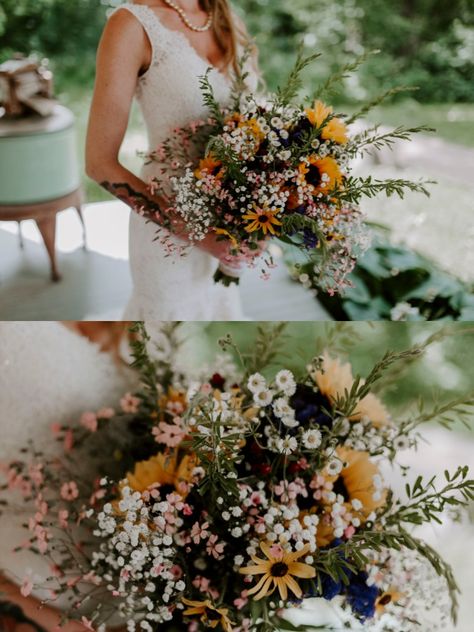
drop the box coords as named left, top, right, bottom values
left=85, top=9, right=237, bottom=264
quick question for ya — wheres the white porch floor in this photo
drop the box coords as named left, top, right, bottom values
left=0, top=200, right=330, bottom=321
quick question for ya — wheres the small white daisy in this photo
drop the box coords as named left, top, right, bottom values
left=276, top=436, right=298, bottom=455
left=275, top=369, right=297, bottom=396
left=247, top=373, right=266, bottom=394
left=302, top=428, right=322, bottom=450
left=253, top=388, right=274, bottom=407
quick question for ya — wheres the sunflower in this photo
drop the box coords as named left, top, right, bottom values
left=298, top=156, right=342, bottom=195
left=316, top=448, right=387, bottom=546
left=239, top=542, right=316, bottom=601
left=312, top=352, right=390, bottom=427
left=182, top=599, right=234, bottom=631
left=305, top=100, right=348, bottom=145
left=125, top=451, right=197, bottom=497
left=195, top=155, right=225, bottom=181
left=242, top=206, right=282, bottom=236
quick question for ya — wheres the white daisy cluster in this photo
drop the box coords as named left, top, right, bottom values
left=340, top=416, right=397, bottom=455
left=91, top=484, right=185, bottom=630
left=170, top=167, right=215, bottom=241
left=231, top=482, right=321, bottom=559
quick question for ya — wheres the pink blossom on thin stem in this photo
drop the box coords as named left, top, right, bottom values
left=120, top=393, right=141, bottom=414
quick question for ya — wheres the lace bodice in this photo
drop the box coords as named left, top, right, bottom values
left=115, top=2, right=237, bottom=149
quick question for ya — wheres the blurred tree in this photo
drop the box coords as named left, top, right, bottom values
left=0, top=0, right=473, bottom=101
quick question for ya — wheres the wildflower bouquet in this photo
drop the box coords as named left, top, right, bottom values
left=2, top=323, right=473, bottom=632
left=141, top=51, right=432, bottom=290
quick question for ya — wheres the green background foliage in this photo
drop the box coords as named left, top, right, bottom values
left=1, top=0, right=474, bottom=101
left=201, top=322, right=474, bottom=429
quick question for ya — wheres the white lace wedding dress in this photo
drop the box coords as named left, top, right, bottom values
left=0, top=322, right=134, bottom=605
left=117, top=3, right=257, bottom=320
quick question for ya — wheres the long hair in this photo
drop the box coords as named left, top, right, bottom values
left=200, top=0, right=248, bottom=74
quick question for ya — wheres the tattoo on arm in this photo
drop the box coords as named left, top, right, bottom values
left=100, top=181, right=162, bottom=218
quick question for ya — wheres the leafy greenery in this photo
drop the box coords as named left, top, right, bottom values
left=287, top=234, right=474, bottom=321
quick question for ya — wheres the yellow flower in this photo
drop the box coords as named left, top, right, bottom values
left=242, top=207, right=282, bottom=236
left=316, top=448, right=387, bottom=546
left=239, top=542, right=316, bottom=601
left=126, top=451, right=197, bottom=497
left=195, top=155, right=225, bottom=181
left=214, top=227, right=238, bottom=247
left=298, top=156, right=342, bottom=195
left=238, top=117, right=266, bottom=143
left=306, top=100, right=348, bottom=144
left=312, top=352, right=390, bottom=427
left=182, top=599, right=234, bottom=631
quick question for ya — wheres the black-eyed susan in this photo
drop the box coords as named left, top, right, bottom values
left=376, top=588, right=404, bottom=615
left=242, top=207, right=282, bottom=236
left=182, top=598, right=234, bottom=631
left=298, top=156, right=343, bottom=195
left=305, top=100, right=349, bottom=145
left=312, top=351, right=390, bottom=427
left=214, top=227, right=238, bottom=247
left=195, top=155, right=225, bottom=181
left=239, top=542, right=316, bottom=601
left=125, top=451, right=197, bottom=497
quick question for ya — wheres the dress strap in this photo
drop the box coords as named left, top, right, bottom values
left=109, top=3, right=171, bottom=69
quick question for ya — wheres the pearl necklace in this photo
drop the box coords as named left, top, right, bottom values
left=162, top=0, right=213, bottom=32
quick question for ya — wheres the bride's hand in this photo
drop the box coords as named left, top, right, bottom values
left=198, top=233, right=244, bottom=269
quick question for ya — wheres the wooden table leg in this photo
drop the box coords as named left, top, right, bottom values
left=75, top=205, right=87, bottom=250
left=35, top=214, right=61, bottom=282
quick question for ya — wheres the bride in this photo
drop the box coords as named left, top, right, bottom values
left=85, top=1, right=259, bottom=320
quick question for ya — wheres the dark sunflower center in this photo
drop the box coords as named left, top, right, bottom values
left=306, top=164, right=322, bottom=187
left=332, top=476, right=350, bottom=501
left=210, top=165, right=221, bottom=176
left=271, top=562, right=289, bottom=577
left=379, top=594, right=392, bottom=606
left=206, top=609, right=222, bottom=621
left=259, top=214, right=271, bottom=224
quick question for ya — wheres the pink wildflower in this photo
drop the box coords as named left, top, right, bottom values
left=120, top=393, right=141, bottom=414
left=20, top=576, right=33, bottom=597
left=190, top=521, right=210, bottom=544
left=152, top=421, right=185, bottom=448
left=80, top=412, right=98, bottom=432
left=206, top=534, right=225, bottom=559
left=61, top=481, right=79, bottom=501
left=58, top=509, right=69, bottom=529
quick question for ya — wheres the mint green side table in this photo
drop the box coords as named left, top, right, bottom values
left=0, top=104, right=85, bottom=281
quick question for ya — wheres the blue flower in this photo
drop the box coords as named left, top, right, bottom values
left=290, top=384, right=333, bottom=429
left=347, top=572, right=379, bottom=620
